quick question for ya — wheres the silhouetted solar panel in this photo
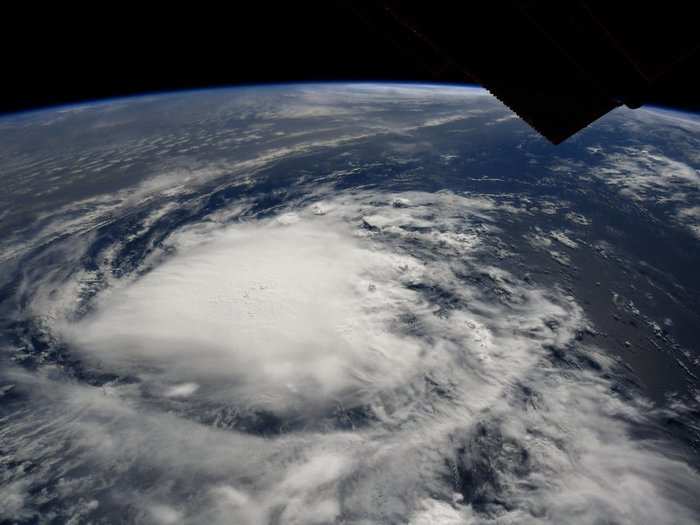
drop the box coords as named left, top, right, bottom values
left=343, top=1, right=700, bottom=144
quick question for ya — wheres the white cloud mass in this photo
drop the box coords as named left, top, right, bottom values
left=2, top=188, right=697, bottom=524
left=61, top=215, right=428, bottom=414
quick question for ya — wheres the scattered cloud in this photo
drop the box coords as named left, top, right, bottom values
left=587, top=146, right=700, bottom=238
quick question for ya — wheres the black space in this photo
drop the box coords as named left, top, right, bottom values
left=2, top=2, right=699, bottom=117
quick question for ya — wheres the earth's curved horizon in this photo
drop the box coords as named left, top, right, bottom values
left=1, top=83, right=699, bottom=524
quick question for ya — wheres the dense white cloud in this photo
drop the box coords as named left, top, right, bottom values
left=60, top=216, right=428, bottom=414
left=4, top=188, right=699, bottom=523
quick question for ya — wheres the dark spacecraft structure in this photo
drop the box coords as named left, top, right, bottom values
left=3, top=2, right=699, bottom=145
left=343, top=2, right=700, bottom=144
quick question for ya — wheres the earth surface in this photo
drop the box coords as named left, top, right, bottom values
left=1, top=84, right=700, bottom=524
